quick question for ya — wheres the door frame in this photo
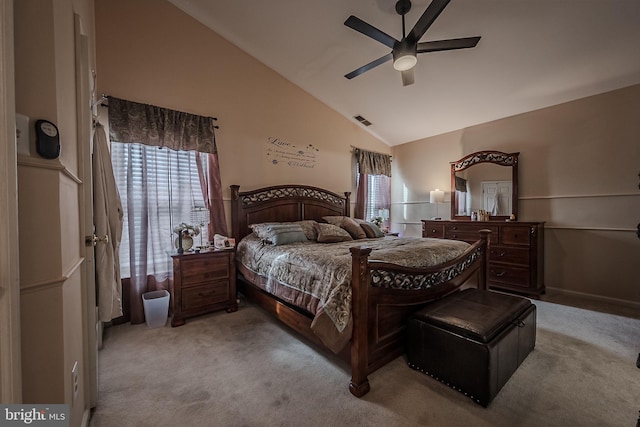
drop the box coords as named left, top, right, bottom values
left=0, top=0, right=23, bottom=403
left=74, top=13, right=98, bottom=410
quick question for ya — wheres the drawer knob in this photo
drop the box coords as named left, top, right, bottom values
left=199, top=290, right=216, bottom=298
left=493, top=270, right=506, bottom=277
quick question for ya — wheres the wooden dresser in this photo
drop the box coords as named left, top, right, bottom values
left=422, top=220, right=545, bottom=298
left=171, top=249, right=238, bottom=326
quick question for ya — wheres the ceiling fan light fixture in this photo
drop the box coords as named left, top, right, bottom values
left=392, top=38, right=417, bottom=71
left=393, top=53, right=417, bottom=71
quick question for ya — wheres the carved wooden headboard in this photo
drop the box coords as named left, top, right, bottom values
left=230, top=184, right=351, bottom=241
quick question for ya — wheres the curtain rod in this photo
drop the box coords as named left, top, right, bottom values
left=95, top=94, right=219, bottom=128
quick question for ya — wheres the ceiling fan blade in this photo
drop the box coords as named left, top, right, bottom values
left=401, top=69, right=415, bottom=86
left=409, top=0, right=450, bottom=42
left=345, top=53, right=393, bottom=79
left=417, top=36, right=481, bottom=53
left=344, top=15, right=397, bottom=49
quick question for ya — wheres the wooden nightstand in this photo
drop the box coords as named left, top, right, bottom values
left=171, top=249, right=238, bottom=327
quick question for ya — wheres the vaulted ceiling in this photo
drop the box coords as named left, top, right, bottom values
left=167, top=0, right=640, bottom=146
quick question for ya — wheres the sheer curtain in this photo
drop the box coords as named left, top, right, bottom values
left=111, top=143, right=205, bottom=280
left=108, top=97, right=226, bottom=323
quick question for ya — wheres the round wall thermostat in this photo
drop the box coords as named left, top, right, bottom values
left=35, top=119, right=60, bottom=159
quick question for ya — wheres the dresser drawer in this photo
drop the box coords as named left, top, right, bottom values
left=423, top=223, right=444, bottom=238
left=181, top=281, right=230, bottom=311
left=489, top=245, right=530, bottom=266
left=501, top=226, right=531, bottom=245
left=445, top=224, right=499, bottom=243
left=488, top=265, right=530, bottom=288
left=180, top=255, right=230, bottom=286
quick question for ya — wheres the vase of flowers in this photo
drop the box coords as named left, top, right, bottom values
left=371, top=216, right=384, bottom=228
left=173, top=223, right=200, bottom=254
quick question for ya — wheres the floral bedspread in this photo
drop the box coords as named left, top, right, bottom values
left=236, top=234, right=470, bottom=334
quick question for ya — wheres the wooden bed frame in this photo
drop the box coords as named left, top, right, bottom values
left=230, top=184, right=489, bottom=397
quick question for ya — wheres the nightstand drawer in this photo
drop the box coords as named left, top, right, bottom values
left=180, top=256, right=229, bottom=286
left=489, top=245, right=530, bottom=266
left=182, top=281, right=230, bottom=311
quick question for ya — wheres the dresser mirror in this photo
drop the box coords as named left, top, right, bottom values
left=450, top=150, right=519, bottom=221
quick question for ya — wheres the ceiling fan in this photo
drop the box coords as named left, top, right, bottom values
left=344, top=0, right=481, bottom=86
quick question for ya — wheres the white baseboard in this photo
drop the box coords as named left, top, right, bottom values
left=545, top=286, right=640, bottom=311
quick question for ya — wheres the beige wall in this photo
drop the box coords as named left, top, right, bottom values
left=14, top=0, right=94, bottom=424
left=392, top=84, right=640, bottom=305
left=94, top=0, right=388, bottom=228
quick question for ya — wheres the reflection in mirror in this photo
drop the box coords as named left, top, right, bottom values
left=450, top=151, right=519, bottom=221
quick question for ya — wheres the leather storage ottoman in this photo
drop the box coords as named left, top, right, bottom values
left=406, top=288, right=536, bottom=407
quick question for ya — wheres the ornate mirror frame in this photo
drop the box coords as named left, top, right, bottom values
left=450, top=150, right=519, bottom=221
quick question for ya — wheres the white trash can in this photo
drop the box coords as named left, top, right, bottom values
left=142, top=290, right=170, bottom=328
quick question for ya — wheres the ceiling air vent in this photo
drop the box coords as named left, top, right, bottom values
left=354, top=115, right=372, bottom=127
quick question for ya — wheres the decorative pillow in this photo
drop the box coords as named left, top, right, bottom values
left=270, top=228, right=308, bottom=246
left=294, top=220, right=319, bottom=241
left=250, top=221, right=318, bottom=241
left=340, top=217, right=367, bottom=239
left=249, top=222, right=278, bottom=241
left=360, top=222, right=385, bottom=238
left=322, top=216, right=346, bottom=226
left=250, top=223, right=308, bottom=245
left=314, top=223, right=353, bottom=243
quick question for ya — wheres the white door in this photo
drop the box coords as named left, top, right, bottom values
left=74, top=14, right=98, bottom=409
left=482, top=181, right=512, bottom=216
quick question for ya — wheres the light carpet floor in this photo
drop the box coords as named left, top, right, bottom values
left=89, top=298, right=640, bottom=427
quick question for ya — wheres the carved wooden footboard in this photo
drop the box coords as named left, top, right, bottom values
left=230, top=184, right=488, bottom=397
left=348, top=235, right=488, bottom=396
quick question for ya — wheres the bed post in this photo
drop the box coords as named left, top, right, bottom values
left=230, top=185, right=240, bottom=240
left=478, top=229, right=491, bottom=291
left=344, top=192, right=351, bottom=217
left=349, top=246, right=372, bottom=397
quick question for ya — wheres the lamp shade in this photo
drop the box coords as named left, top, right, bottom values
left=430, top=189, right=445, bottom=204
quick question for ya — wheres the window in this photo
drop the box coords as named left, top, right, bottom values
left=365, top=174, right=391, bottom=228
left=111, top=142, right=208, bottom=279
left=354, top=148, right=391, bottom=227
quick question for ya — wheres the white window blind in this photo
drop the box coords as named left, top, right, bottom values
left=111, top=142, right=208, bottom=279
left=366, top=174, right=391, bottom=226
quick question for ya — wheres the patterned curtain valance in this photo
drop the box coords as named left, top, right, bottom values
left=107, top=97, right=217, bottom=154
left=455, top=176, right=467, bottom=192
left=355, top=148, right=392, bottom=177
